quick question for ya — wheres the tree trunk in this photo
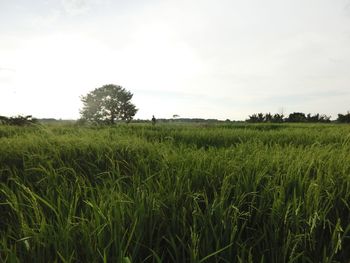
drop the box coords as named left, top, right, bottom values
left=110, top=114, right=115, bottom=124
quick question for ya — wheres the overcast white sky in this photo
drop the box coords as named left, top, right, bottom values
left=1, top=0, right=350, bottom=120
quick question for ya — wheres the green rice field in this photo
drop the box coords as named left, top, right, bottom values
left=1, top=123, right=350, bottom=262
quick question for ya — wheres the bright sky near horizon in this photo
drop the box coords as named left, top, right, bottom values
left=0, top=0, right=350, bottom=120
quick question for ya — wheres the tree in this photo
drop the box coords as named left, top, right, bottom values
left=306, top=113, right=331, bottom=123
left=318, top=114, right=331, bottom=123
left=286, top=112, right=306, bottom=122
left=0, top=115, right=37, bottom=126
left=265, top=112, right=272, bottom=122
left=247, top=113, right=259, bottom=123
left=80, top=84, right=138, bottom=124
left=337, top=112, right=350, bottom=123
left=257, top=113, right=265, bottom=122
left=247, top=113, right=266, bottom=123
left=272, top=113, right=284, bottom=123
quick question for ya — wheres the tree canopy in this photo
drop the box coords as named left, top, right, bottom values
left=337, top=112, right=350, bottom=123
left=0, top=115, right=37, bottom=126
left=80, top=84, right=138, bottom=124
left=246, top=112, right=331, bottom=123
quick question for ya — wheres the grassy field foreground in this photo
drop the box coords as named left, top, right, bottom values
left=1, top=123, right=350, bottom=262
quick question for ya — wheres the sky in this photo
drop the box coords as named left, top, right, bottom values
left=0, top=0, right=350, bottom=120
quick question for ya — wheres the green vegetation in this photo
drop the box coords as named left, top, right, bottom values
left=1, top=123, right=350, bottom=262
left=247, top=111, right=350, bottom=123
left=247, top=112, right=332, bottom=123
left=337, top=112, right=350, bottom=123
left=0, top=115, right=37, bottom=126
left=80, top=84, right=138, bottom=124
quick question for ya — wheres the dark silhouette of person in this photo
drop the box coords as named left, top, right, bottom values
left=152, top=115, right=156, bottom=126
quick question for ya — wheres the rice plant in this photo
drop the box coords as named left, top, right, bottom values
left=1, top=123, right=350, bottom=262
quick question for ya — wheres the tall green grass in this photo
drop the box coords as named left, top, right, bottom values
left=1, top=123, right=350, bottom=262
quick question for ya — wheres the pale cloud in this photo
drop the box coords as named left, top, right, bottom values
left=346, top=0, right=350, bottom=11
left=0, top=0, right=349, bottom=120
left=29, top=10, right=61, bottom=29
left=0, top=67, right=16, bottom=90
left=61, top=0, right=90, bottom=15
left=0, top=67, right=15, bottom=72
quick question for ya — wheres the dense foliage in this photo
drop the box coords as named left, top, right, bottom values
left=80, top=84, right=138, bottom=124
left=1, top=123, right=350, bottom=262
left=0, top=115, right=37, bottom=126
left=247, top=112, right=332, bottom=123
left=337, top=112, right=350, bottom=123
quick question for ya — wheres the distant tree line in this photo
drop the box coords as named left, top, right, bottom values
left=154, top=118, right=224, bottom=123
left=337, top=112, right=350, bottom=123
left=247, top=112, right=350, bottom=123
left=247, top=113, right=285, bottom=123
left=0, top=115, right=37, bottom=126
